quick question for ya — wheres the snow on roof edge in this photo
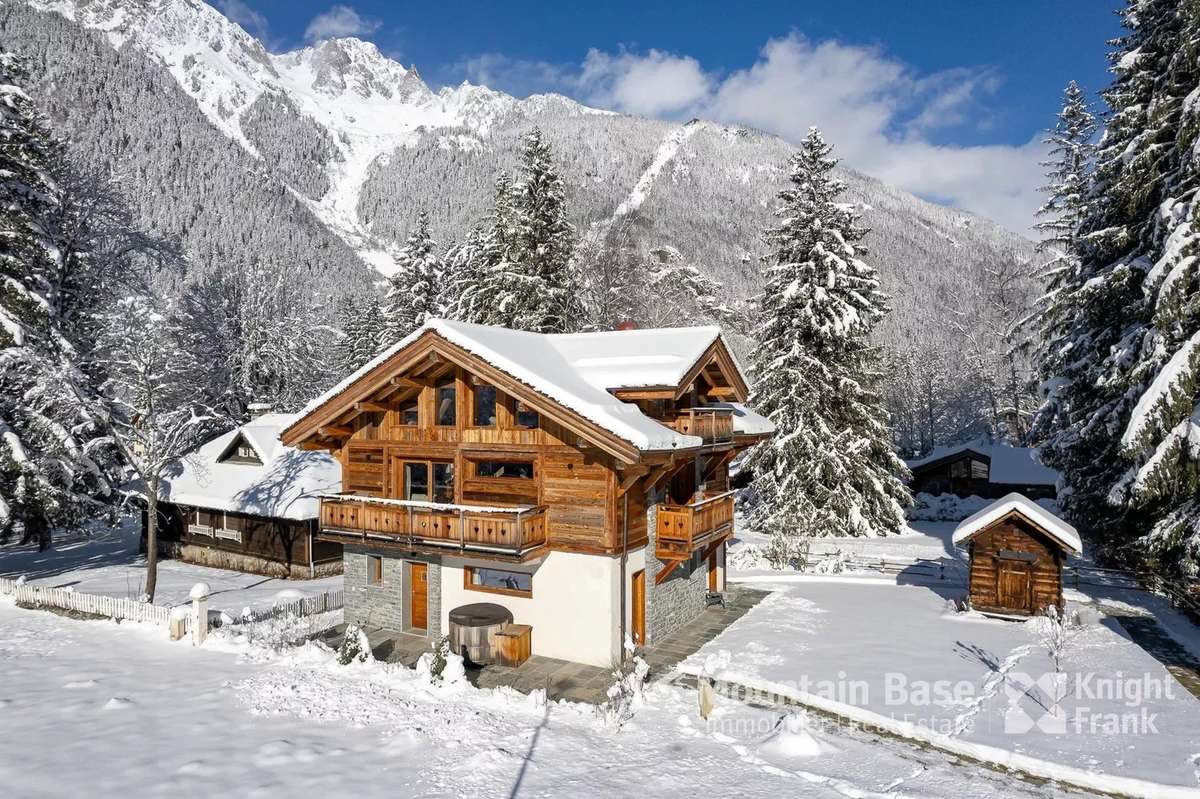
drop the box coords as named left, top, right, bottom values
left=952, top=493, right=1082, bottom=555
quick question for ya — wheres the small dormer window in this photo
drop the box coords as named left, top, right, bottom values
left=218, top=434, right=262, bottom=465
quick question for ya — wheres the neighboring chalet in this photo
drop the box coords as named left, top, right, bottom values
left=953, top=493, right=1082, bottom=617
left=906, top=438, right=1059, bottom=500
left=280, top=319, right=773, bottom=669
left=145, top=413, right=343, bottom=578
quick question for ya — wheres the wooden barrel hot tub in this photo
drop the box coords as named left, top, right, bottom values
left=447, top=603, right=513, bottom=665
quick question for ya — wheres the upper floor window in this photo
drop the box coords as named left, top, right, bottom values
left=436, top=378, right=456, bottom=426
left=217, top=434, right=261, bottom=465
left=514, top=400, right=538, bottom=429
left=472, top=379, right=497, bottom=427
left=399, top=398, right=418, bottom=426
left=474, top=460, right=534, bottom=480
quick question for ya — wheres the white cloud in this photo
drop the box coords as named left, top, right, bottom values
left=303, top=5, right=382, bottom=44
left=215, top=0, right=269, bottom=39
left=578, top=49, right=711, bottom=116
left=453, top=34, right=1048, bottom=234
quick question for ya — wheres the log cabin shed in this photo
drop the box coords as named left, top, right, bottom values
left=952, top=493, right=1082, bottom=617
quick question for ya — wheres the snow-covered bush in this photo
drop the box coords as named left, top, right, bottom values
left=600, top=655, right=649, bottom=728
left=337, top=625, right=373, bottom=665
left=1035, top=605, right=1078, bottom=674
left=415, top=636, right=465, bottom=685
left=726, top=543, right=767, bottom=571
left=811, top=550, right=847, bottom=574
left=763, top=533, right=808, bottom=570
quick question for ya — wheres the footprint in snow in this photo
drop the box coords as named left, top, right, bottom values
left=104, top=697, right=134, bottom=710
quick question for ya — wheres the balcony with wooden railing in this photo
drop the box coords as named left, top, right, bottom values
left=672, top=407, right=734, bottom=444
left=319, top=495, right=548, bottom=558
left=655, top=490, right=735, bottom=560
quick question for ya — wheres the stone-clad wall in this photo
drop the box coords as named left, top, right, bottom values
left=343, top=546, right=442, bottom=638
left=644, top=502, right=707, bottom=644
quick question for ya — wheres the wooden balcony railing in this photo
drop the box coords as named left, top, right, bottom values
left=319, top=495, right=548, bottom=556
left=655, top=490, right=735, bottom=559
left=673, top=407, right=734, bottom=444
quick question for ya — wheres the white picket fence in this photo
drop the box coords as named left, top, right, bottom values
left=0, top=577, right=173, bottom=627
left=236, top=589, right=345, bottom=625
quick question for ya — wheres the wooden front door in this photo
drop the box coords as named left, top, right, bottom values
left=631, top=569, right=646, bottom=646
left=410, top=562, right=428, bottom=631
left=996, top=558, right=1032, bottom=613
left=707, top=550, right=718, bottom=591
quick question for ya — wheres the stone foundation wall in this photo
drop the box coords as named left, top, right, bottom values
left=343, top=546, right=441, bottom=637
left=159, top=541, right=343, bottom=579
left=644, top=502, right=707, bottom=644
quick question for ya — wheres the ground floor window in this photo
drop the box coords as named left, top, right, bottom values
left=368, top=555, right=383, bottom=585
left=464, top=565, right=532, bottom=598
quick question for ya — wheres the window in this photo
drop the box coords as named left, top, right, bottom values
left=399, top=399, right=418, bottom=426
left=465, top=566, right=532, bottom=598
left=433, top=462, right=455, bottom=503
left=474, top=460, right=534, bottom=480
left=950, top=459, right=969, bottom=479
left=436, top=378, right=456, bottom=426
left=188, top=508, right=214, bottom=537
left=405, top=462, right=429, bottom=501
left=515, top=400, right=539, bottom=429
left=368, top=555, right=383, bottom=585
left=473, top=380, right=497, bottom=427
left=217, top=434, right=262, bottom=465
left=401, top=460, right=455, bottom=503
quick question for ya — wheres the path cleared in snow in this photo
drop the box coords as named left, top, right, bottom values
left=0, top=599, right=1095, bottom=798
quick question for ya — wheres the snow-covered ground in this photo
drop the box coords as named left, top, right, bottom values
left=680, top=579, right=1200, bottom=790
left=0, top=597, right=1101, bottom=798
left=0, top=522, right=339, bottom=613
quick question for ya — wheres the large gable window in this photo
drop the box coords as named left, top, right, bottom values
left=472, top=378, right=497, bottom=427
left=436, top=378, right=456, bottom=426
left=514, top=400, right=538, bottom=429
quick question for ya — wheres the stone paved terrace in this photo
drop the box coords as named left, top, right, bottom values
left=316, top=585, right=771, bottom=704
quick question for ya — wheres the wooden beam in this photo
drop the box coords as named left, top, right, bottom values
left=616, top=467, right=650, bottom=496
left=707, top=386, right=739, bottom=398
left=355, top=400, right=393, bottom=413
left=611, top=388, right=676, bottom=401
left=655, top=557, right=687, bottom=585
left=318, top=425, right=352, bottom=438
left=297, top=441, right=337, bottom=452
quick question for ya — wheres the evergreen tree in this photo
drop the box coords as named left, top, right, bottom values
left=490, top=130, right=587, bottom=333
left=1033, top=0, right=1200, bottom=567
left=745, top=128, right=910, bottom=547
left=383, top=210, right=442, bottom=344
left=0, top=53, right=123, bottom=547
left=440, top=228, right=489, bottom=324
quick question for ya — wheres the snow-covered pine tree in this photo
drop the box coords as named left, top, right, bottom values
left=383, top=210, right=443, bottom=344
left=0, top=53, right=121, bottom=547
left=745, top=128, right=910, bottom=546
left=1034, top=0, right=1199, bottom=565
left=1098, top=1, right=1200, bottom=575
left=491, top=130, right=587, bottom=333
left=1027, top=81, right=1097, bottom=447
left=440, top=227, right=489, bottom=324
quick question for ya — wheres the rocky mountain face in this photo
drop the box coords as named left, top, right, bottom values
left=5, top=0, right=1036, bottom=346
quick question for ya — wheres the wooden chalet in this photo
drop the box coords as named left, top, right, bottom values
left=280, top=319, right=773, bottom=668
left=907, top=438, right=1059, bottom=501
left=146, top=412, right=344, bottom=578
left=953, top=493, right=1082, bottom=617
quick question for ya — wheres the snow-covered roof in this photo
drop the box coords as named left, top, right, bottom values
left=952, top=493, right=1082, bottom=555
left=293, top=319, right=758, bottom=452
left=160, top=413, right=341, bottom=520
left=905, top=438, right=1059, bottom=486
left=708, top=402, right=776, bottom=437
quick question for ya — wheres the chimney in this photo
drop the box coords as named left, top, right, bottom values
left=247, top=402, right=273, bottom=419
left=615, top=320, right=637, bottom=331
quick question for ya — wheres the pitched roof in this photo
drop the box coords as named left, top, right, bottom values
left=905, top=437, right=1059, bottom=487
left=290, top=319, right=764, bottom=453
left=160, top=413, right=341, bottom=520
left=952, top=493, right=1082, bottom=555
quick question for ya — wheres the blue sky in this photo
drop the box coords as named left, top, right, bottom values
left=217, top=0, right=1124, bottom=232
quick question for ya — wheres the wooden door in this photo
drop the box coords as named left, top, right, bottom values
left=410, top=562, right=428, bottom=631
left=631, top=569, right=646, bottom=646
left=996, top=559, right=1032, bottom=612
left=707, top=551, right=718, bottom=591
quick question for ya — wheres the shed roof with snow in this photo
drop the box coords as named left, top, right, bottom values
left=159, top=413, right=342, bottom=520
left=953, top=493, right=1082, bottom=556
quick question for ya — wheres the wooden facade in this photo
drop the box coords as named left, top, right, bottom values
left=963, top=511, right=1067, bottom=616
left=910, top=450, right=1056, bottom=501
left=281, top=328, right=769, bottom=572
left=145, top=502, right=342, bottom=578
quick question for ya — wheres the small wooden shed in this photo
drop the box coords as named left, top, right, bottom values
left=952, top=493, right=1082, bottom=617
